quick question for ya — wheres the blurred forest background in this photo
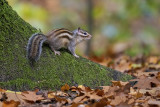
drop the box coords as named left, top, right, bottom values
left=8, top=0, right=160, bottom=59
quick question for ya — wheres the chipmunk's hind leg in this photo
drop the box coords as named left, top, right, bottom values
left=51, top=46, right=61, bottom=55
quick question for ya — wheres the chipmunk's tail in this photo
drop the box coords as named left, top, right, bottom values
left=27, top=33, right=47, bottom=62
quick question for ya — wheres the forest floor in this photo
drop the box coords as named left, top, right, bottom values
left=0, top=55, right=160, bottom=107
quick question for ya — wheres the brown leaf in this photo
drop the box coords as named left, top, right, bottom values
left=55, top=91, right=69, bottom=97
left=78, top=85, right=86, bottom=91
left=85, top=87, right=92, bottom=92
left=92, top=98, right=109, bottom=107
left=54, top=96, right=68, bottom=104
left=113, top=56, right=132, bottom=72
left=105, top=86, right=119, bottom=98
left=73, top=95, right=85, bottom=103
left=149, top=64, right=160, bottom=70
left=2, top=100, right=20, bottom=107
left=99, top=86, right=110, bottom=93
left=70, top=86, right=83, bottom=97
left=0, top=91, right=25, bottom=106
left=135, top=91, right=143, bottom=98
left=110, top=96, right=125, bottom=106
left=131, top=75, right=160, bottom=89
left=157, top=72, right=160, bottom=81
left=22, top=91, right=44, bottom=102
left=147, top=56, right=159, bottom=64
left=71, top=86, right=81, bottom=92
left=129, top=87, right=143, bottom=98
left=148, top=99, right=160, bottom=106
left=138, top=88, right=160, bottom=96
left=117, top=102, right=133, bottom=107
left=128, top=98, right=135, bottom=104
left=134, top=71, right=158, bottom=77
left=95, top=89, right=104, bottom=97
left=71, top=103, right=85, bottom=107
left=61, top=84, right=70, bottom=92
left=0, top=89, right=6, bottom=92
left=87, top=92, right=102, bottom=101
left=0, top=93, right=8, bottom=101
left=135, top=99, right=146, bottom=103
left=47, top=92, right=55, bottom=99
left=112, top=81, right=129, bottom=87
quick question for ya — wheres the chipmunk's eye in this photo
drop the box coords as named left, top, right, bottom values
left=83, top=32, right=87, bottom=35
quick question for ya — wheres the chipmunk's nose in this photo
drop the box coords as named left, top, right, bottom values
left=86, top=34, right=92, bottom=39
left=89, top=34, right=92, bottom=38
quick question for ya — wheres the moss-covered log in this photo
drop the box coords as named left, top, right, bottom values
left=0, top=0, right=133, bottom=91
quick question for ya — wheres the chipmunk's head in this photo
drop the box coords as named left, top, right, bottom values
left=74, top=27, right=92, bottom=40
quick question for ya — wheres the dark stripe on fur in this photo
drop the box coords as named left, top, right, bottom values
left=58, top=35, right=71, bottom=40
left=46, top=28, right=65, bottom=37
left=55, top=30, right=73, bottom=38
left=47, top=28, right=73, bottom=38
left=27, top=33, right=46, bottom=61
left=31, top=35, right=42, bottom=57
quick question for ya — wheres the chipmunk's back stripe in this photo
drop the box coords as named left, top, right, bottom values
left=55, top=31, right=73, bottom=38
left=54, top=29, right=73, bottom=36
left=48, top=28, right=72, bottom=35
left=58, top=35, right=71, bottom=40
left=55, top=32, right=73, bottom=40
left=54, top=28, right=66, bottom=32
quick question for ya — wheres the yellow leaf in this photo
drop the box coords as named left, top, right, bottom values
left=61, top=84, right=70, bottom=92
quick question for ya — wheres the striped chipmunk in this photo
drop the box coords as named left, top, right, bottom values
left=27, top=27, right=92, bottom=62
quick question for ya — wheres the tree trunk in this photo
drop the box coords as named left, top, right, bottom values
left=0, top=0, right=133, bottom=91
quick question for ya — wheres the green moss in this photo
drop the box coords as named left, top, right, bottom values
left=0, top=0, right=133, bottom=91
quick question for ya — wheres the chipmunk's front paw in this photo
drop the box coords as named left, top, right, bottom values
left=74, top=54, right=79, bottom=58
left=54, top=50, right=61, bottom=55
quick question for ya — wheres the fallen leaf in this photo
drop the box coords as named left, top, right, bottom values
left=113, top=55, right=132, bottom=72
left=61, top=84, right=70, bottom=92
left=0, top=89, right=6, bottom=92
left=148, top=99, right=160, bottom=106
left=147, top=56, right=159, bottom=64
left=85, top=87, right=92, bottom=92
left=2, top=100, right=20, bottom=107
left=135, top=99, right=146, bottom=103
left=95, top=89, right=104, bottom=97
left=22, top=91, right=44, bottom=102
left=157, top=72, right=160, bottom=80
left=48, top=92, right=55, bottom=99
left=129, top=87, right=143, bottom=98
left=54, top=96, right=68, bottom=104
left=91, top=98, right=109, bottom=107
left=110, top=96, right=125, bottom=106
left=131, top=75, right=160, bottom=89
left=73, top=95, right=86, bottom=103
left=112, top=81, right=128, bottom=87
left=71, top=103, right=85, bottom=107
left=5, top=90, right=21, bottom=94
left=149, top=64, right=160, bottom=70
left=99, top=86, right=110, bottom=93
left=128, top=98, right=135, bottom=104
left=0, top=93, right=8, bottom=101
left=131, top=63, right=142, bottom=69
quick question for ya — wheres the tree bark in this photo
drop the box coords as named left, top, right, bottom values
left=0, top=0, right=133, bottom=91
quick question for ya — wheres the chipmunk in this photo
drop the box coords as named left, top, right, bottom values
left=27, top=27, right=92, bottom=62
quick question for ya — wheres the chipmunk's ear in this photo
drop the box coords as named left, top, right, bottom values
left=78, top=27, right=81, bottom=31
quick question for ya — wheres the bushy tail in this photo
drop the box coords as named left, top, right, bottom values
left=27, top=33, right=47, bottom=62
